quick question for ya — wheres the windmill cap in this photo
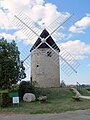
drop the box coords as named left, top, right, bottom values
left=30, top=29, right=60, bottom=52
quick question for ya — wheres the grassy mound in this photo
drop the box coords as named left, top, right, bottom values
left=0, top=87, right=90, bottom=114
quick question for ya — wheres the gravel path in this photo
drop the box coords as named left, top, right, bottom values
left=0, top=110, right=90, bottom=120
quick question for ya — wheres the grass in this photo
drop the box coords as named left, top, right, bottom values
left=0, top=87, right=90, bottom=114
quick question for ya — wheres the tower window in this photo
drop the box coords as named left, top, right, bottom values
left=47, top=51, right=52, bottom=57
left=36, top=65, right=39, bottom=67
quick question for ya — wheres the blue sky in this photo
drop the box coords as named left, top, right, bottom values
left=0, top=0, right=90, bottom=85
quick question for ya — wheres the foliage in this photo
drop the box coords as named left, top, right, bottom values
left=60, top=80, right=66, bottom=87
left=9, top=84, right=19, bottom=92
left=0, top=38, right=26, bottom=89
left=0, top=91, right=10, bottom=107
left=18, top=62, right=26, bottom=80
left=0, top=88, right=90, bottom=114
left=19, top=81, right=35, bottom=99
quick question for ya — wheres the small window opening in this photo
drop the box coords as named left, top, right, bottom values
left=47, top=51, right=52, bottom=57
left=36, top=65, right=39, bottom=67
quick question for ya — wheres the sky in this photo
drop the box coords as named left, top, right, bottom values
left=0, top=0, right=90, bottom=85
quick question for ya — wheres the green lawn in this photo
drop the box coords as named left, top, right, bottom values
left=0, top=87, right=90, bottom=114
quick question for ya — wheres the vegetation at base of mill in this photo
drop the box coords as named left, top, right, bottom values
left=19, top=81, right=35, bottom=100
left=0, top=87, right=90, bottom=114
left=0, top=91, right=10, bottom=107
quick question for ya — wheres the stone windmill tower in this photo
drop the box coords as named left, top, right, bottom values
left=12, top=11, right=80, bottom=88
left=30, top=29, right=60, bottom=87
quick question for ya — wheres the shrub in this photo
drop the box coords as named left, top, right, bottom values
left=60, top=80, right=66, bottom=87
left=0, top=91, right=10, bottom=107
left=9, top=84, right=19, bottom=93
left=19, top=81, right=35, bottom=100
left=34, top=87, right=47, bottom=99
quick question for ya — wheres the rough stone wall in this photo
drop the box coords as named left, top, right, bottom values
left=31, top=48, right=60, bottom=88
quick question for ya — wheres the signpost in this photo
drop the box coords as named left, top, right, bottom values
left=13, top=97, right=19, bottom=104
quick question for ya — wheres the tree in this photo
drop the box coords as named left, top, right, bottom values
left=0, top=38, right=26, bottom=89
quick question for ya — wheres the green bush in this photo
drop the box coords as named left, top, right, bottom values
left=9, top=84, right=19, bottom=93
left=19, top=81, right=35, bottom=100
left=0, top=91, right=10, bottom=107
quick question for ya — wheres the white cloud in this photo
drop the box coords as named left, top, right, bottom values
left=60, top=40, right=90, bottom=60
left=38, top=3, right=60, bottom=26
left=69, top=25, right=84, bottom=33
left=0, top=30, right=37, bottom=45
left=0, top=9, right=15, bottom=29
left=0, top=0, right=70, bottom=45
left=0, top=30, right=37, bottom=44
left=14, top=30, right=38, bottom=44
left=0, top=32, right=16, bottom=40
left=14, top=30, right=27, bottom=41
left=69, top=14, right=90, bottom=33
left=29, top=5, right=45, bottom=21
left=1, top=0, right=35, bottom=14
left=0, top=0, right=69, bottom=29
left=75, top=15, right=90, bottom=27
left=0, top=0, right=69, bottom=43
left=0, top=0, right=45, bottom=29
left=35, top=0, right=45, bottom=5
left=88, top=64, right=90, bottom=67
left=0, top=0, right=60, bottom=29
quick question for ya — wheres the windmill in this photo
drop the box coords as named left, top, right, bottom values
left=12, top=11, right=80, bottom=87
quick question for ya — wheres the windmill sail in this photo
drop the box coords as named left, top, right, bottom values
left=12, top=11, right=42, bottom=41
left=46, top=13, right=72, bottom=39
left=12, top=11, right=72, bottom=52
left=20, top=44, right=31, bottom=70
left=59, top=44, right=80, bottom=76
left=12, top=11, right=79, bottom=76
left=47, top=14, right=71, bottom=32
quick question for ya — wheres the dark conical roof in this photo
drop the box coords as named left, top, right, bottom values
left=30, top=29, right=60, bottom=52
